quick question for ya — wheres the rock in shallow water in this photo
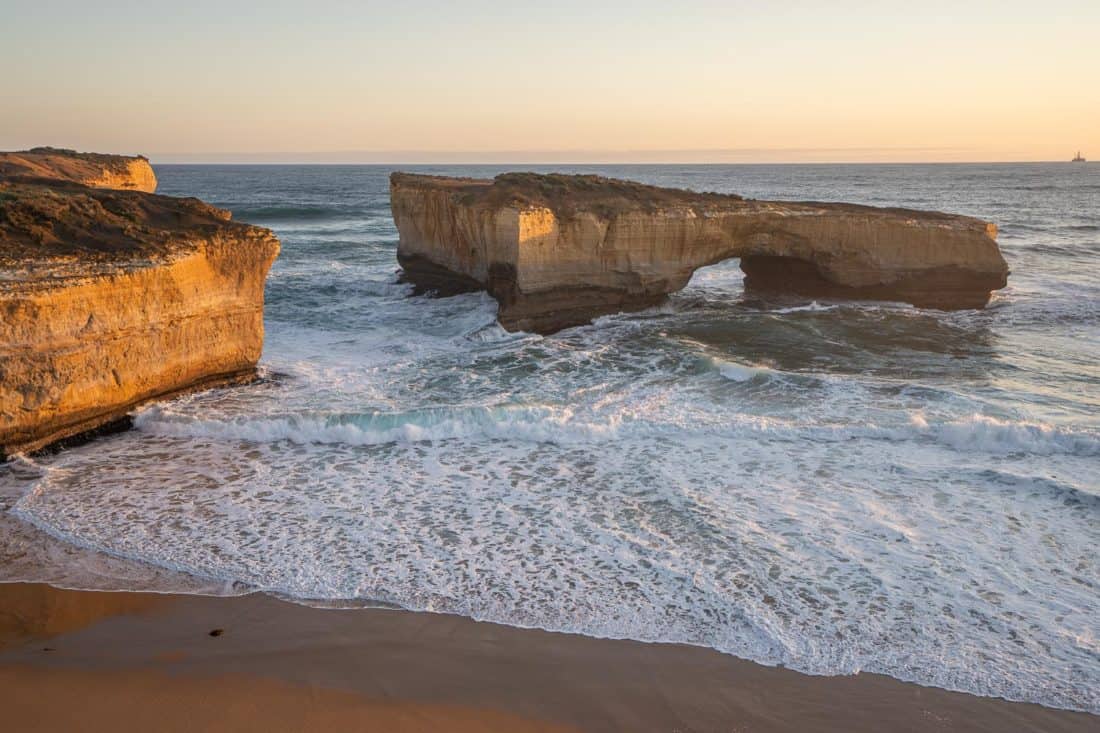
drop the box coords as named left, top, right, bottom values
left=0, top=151, right=279, bottom=457
left=391, top=172, right=1009, bottom=333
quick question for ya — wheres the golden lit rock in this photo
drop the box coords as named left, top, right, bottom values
left=0, top=177, right=279, bottom=456
left=0, top=147, right=158, bottom=193
left=391, top=172, right=1008, bottom=333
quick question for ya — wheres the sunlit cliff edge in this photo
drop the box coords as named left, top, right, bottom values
left=0, top=147, right=157, bottom=194
left=391, top=172, right=1008, bottom=333
left=0, top=151, right=279, bottom=457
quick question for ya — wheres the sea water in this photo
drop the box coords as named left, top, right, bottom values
left=2, top=163, right=1097, bottom=712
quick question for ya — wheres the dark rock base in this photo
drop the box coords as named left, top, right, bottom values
left=740, top=256, right=1007, bottom=310
left=2, top=369, right=259, bottom=459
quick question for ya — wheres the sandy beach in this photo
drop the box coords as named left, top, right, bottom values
left=0, top=582, right=1094, bottom=733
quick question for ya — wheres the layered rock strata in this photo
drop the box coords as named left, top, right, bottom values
left=0, top=176, right=279, bottom=457
left=0, top=147, right=157, bottom=193
left=391, top=172, right=1008, bottom=333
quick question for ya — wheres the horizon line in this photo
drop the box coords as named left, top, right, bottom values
left=149, top=158, right=1078, bottom=166
left=139, top=146, right=1085, bottom=166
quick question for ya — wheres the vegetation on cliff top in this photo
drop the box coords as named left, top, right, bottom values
left=0, top=180, right=272, bottom=279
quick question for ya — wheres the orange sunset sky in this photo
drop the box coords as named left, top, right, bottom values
left=3, top=1, right=1098, bottom=163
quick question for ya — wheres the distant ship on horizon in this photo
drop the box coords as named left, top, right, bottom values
left=1072, top=151, right=1086, bottom=163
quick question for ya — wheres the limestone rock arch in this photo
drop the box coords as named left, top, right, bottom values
left=391, top=172, right=1008, bottom=333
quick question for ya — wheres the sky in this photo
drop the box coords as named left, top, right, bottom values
left=3, top=1, right=1098, bottom=163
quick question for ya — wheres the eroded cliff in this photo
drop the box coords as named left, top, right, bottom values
left=0, top=147, right=157, bottom=193
left=391, top=172, right=1009, bottom=333
left=0, top=179, right=279, bottom=456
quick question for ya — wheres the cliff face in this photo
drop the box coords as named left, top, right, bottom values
left=0, top=179, right=280, bottom=457
left=0, top=148, right=157, bottom=193
left=391, top=173, right=1009, bottom=333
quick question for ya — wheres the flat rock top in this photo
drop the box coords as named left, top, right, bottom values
left=0, top=179, right=275, bottom=289
left=392, top=172, right=739, bottom=219
left=0, top=148, right=154, bottom=191
left=391, top=172, right=983, bottom=227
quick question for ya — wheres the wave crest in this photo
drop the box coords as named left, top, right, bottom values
left=134, top=404, right=621, bottom=447
left=910, top=414, right=1100, bottom=456
left=135, top=401, right=1100, bottom=459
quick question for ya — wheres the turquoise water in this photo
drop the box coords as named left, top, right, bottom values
left=3, top=163, right=1098, bottom=712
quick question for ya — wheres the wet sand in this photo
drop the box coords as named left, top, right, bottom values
left=0, top=582, right=1094, bottom=732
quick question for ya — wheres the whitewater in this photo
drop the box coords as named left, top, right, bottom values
left=1, top=163, right=1097, bottom=713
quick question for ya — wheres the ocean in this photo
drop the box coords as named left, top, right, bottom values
left=2, top=163, right=1097, bottom=713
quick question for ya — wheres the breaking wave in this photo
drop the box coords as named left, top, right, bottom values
left=133, top=404, right=621, bottom=446
left=134, top=401, right=1100, bottom=460
left=912, top=414, right=1100, bottom=457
